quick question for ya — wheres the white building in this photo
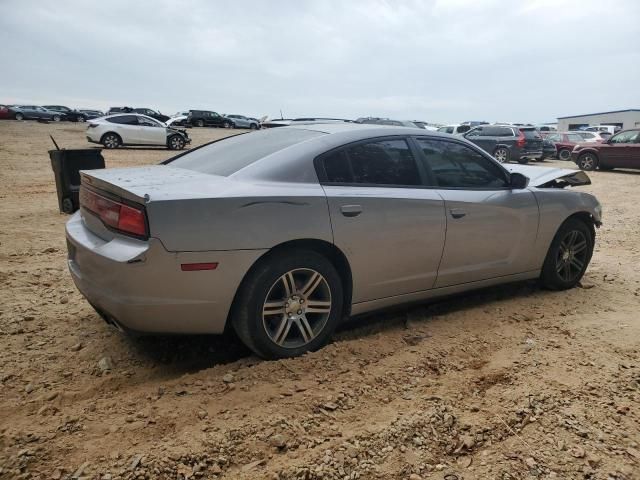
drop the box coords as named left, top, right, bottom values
left=557, top=109, right=640, bottom=131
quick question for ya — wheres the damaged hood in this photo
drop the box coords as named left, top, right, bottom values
left=504, top=164, right=591, bottom=188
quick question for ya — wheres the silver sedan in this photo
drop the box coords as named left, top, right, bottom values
left=65, top=124, right=602, bottom=359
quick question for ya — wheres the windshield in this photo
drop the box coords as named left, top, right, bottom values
left=167, top=128, right=325, bottom=176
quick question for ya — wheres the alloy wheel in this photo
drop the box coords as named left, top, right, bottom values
left=170, top=136, right=184, bottom=149
left=103, top=134, right=119, bottom=148
left=555, top=230, right=588, bottom=283
left=262, top=268, right=332, bottom=349
left=494, top=148, right=508, bottom=162
left=579, top=154, right=596, bottom=170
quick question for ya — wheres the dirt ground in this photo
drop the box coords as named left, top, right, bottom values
left=0, top=121, right=639, bottom=480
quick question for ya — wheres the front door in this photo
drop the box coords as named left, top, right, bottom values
left=600, top=130, right=640, bottom=168
left=318, top=137, right=446, bottom=303
left=134, top=116, right=167, bottom=145
left=414, top=137, right=539, bottom=287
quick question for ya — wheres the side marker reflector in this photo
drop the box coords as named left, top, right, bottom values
left=181, top=262, right=218, bottom=271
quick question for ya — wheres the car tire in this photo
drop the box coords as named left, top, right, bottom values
left=101, top=133, right=121, bottom=149
left=577, top=152, right=598, bottom=171
left=540, top=217, right=594, bottom=291
left=231, top=249, right=344, bottom=359
left=223, top=121, right=233, bottom=129
left=52, top=115, right=61, bottom=122
left=77, top=115, right=86, bottom=123
left=62, top=197, right=75, bottom=214
left=249, top=123, right=258, bottom=130
left=558, top=149, right=572, bottom=161
left=168, top=134, right=186, bottom=150
left=14, top=112, right=24, bottom=121
left=517, top=157, right=529, bottom=164
left=196, top=119, right=205, bottom=127
left=494, top=147, right=510, bottom=163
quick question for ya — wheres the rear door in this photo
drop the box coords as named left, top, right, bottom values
left=318, top=137, right=446, bottom=303
left=415, top=137, right=538, bottom=287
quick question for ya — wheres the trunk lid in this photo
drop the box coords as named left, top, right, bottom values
left=80, top=165, right=233, bottom=204
left=520, top=128, right=543, bottom=151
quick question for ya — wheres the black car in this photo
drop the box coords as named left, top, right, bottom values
left=107, top=107, right=134, bottom=115
left=187, top=110, right=233, bottom=128
left=462, top=125, right=543, bottom=164
left=132, top=108, right=170, bottom=123
left=78, top=109, right=104, bottom=119
left=541, top=136, right=557, bottom=161
left=43, top=105, right=88, bottom=122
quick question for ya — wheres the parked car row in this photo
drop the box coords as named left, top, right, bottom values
left=0, top=104, right=105, bottom=122
left=572, top=128, right=640, bottom=171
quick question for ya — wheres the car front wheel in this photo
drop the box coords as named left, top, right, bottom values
left=195, top=119, right=204, bottom=127
left=494, top=147, right=510, bottom=163
left=232, top=249, right=343, bottom=359
left=540, top=218, right=594, bottom=290
left=249, top=123, right=258, bottom=130
left=223, top=121, right=233, bottom=129
left=577, top=152, right=598, bottom=171
left=52, top=115, right=61, bottom=122
left=168, top=135, right=186, bottom=150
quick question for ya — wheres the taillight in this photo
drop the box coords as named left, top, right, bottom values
left=80, top=188, right=148, bottom=239
left=516, top=131, right=526, bottom=148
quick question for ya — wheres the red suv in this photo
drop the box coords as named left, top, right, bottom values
left=546, top=132, right=586, bottom=160
left=572, top=129, right=640, bottom=171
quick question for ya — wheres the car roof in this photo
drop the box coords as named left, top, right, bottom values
left=283, top=122, right=434, bottom=135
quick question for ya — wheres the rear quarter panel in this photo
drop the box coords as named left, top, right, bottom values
left=146, top=182, right=333, bottom=252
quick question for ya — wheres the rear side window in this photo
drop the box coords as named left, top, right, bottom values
left=567, top=133, right=584, bottom=142
left=416, top=138, right=508, bottom=189
left=107, top=115, right=138, bottom=125
left=323, top=139, right=421, bottom=186
left=168, top=128, right=325, bottom=176
left=520, top=129, right=541, bottom=139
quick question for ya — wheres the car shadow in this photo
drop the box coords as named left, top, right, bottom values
left=596, top=169, right=640, bottom=176
left=123, top=280, right=550, bottom=375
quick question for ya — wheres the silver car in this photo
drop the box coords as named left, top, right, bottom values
left=66, top=124, right=602, bottom=359
left=226, top=114, right=260, bottom=130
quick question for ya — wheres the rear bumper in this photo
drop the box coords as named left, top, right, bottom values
left=521, top=150, right=543, bottom=160
left=65, top=211, right=265, bottom=334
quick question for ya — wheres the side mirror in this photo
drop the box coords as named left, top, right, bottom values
left=510, top=172, right=529, bottom=189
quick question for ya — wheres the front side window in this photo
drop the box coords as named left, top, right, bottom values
left=609, top=131, right=639, bottom=144
left=416, top=138, right=508, bottom=189
left=138, top=116, right=161, bottom=127
left=322, top=138, right=422, bottom=186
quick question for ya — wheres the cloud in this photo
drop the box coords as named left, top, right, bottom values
left=0, top=0, right=638, bottom=123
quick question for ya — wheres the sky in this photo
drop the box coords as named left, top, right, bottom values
left=1, top=0, right=638, bottom=124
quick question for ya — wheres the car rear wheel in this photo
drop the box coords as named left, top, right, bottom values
left=577, top=152, right=598, bottom=171
left=223, top=121, right=233, bottom=129
left=14, top=112, right=24, bottom=121
left=494, top=147, right=510, bottom=163
left=168, top=134, right=186, bottom=150
left=196, top=119, right=204, bottom=127
left=232, top=249, right=343, bottom=359
left=558, top=149, right=572, bottom=161
left=52, top=115, right=61, bottom=122
left=102, top=133, right=121, bottom=149
left=77, top=115, right=86, bottom=123
left=540, top=218, right=594, bottom=290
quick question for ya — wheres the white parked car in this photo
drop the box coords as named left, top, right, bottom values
left=86, top=114, right=191, bottom=150
left=437, top=124, right=472, bottom=135
left=584, top=125, right=620, bottom=134
left=572, top=130, right=611, bottom=143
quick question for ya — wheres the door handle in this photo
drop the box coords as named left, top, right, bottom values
left=449, top=208, right=467, bottom=219
left=340, top=204, right=362, bottom=217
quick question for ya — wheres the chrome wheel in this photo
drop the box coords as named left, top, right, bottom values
left=555, top=230, right=588, bottom=283
left=52, top=115, right=61, bottom=122
left=494, top=148, right=509, bottom=163
left=15, top=113, right=24, bottom=121
left=78, top=115, right=86, bottom=123
left=262, top=268, right=332, bottom=349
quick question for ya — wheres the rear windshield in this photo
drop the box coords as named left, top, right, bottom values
left=520, top=128, right=541, bottom=139
left=167, top=128, right=325, bottom=176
